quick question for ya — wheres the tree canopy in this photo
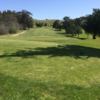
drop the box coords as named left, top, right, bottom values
left=82, top=9, right=100, bottom=39
left=0, top=10, right=33, bottom=35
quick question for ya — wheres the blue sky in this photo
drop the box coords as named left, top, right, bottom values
left=0, top=0, right=100, bottom=19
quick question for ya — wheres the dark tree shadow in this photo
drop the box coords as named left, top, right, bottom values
left=57, top=32, right=88, bottom=40
left=0, top=73, right=100, bottom=100
left=0, top=45, right=100, bottom=59
left=77, top=37, right=88, bottom=40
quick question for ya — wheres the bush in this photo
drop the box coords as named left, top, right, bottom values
left=9, top=27, right=17, bottom=34
left=8, top=23, right=19, bottom=34
left=0, top=24, right=8, bottom=35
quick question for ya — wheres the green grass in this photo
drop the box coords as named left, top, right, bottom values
left=0, top=27, right=100, bottom=100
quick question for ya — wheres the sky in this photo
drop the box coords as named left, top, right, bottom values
left=0, top=0, right=100, bottom=19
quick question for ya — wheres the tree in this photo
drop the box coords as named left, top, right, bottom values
left=17, top=10, right=33, bottom=29
left=0, top=10, right=33, bottom=35
left=63, top=17, right=83, bottom=37
left=82, top=9, right=100, bottom=39
left=53, top=20, right=62, bottom=31
left=63, top=16, right=70, bottom=21
left=0, top=10, right=19, bottom=34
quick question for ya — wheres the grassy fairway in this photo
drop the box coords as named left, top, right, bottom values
left=0, top=27, right=100, bottom=100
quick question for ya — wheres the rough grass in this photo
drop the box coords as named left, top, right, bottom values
left=0, top=27, right=100, bottom=100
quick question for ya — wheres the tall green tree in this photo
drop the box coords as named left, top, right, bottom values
left=0, top=10, right=33, bottom=35
left=17, top=10, right=33, bottom=29
left=63, top=17, right=82, bottom=37
left=82, top=9, right=100, bottom=39
left=53, top=20, right=62, bottom=31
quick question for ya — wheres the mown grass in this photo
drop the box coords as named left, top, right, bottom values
left=0, top=27, right=100, bottom=100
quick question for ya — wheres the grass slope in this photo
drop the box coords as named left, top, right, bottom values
left=0, top=27, right=100, bottom=100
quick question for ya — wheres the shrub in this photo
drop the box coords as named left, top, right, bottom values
left=9, top=27, right=17, bottom=34
left=8, top=23, right=19, bottom=34
left=0, top=24, right=8, bottom=35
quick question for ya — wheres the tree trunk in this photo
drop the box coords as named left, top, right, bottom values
left=93, top=34, right=96, bottom=39
left=77, top=33, right=79, bottom=38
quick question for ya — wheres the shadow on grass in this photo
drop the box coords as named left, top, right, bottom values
left=77, top=37, right=88, bottom=40
left=57, top=32, right=88, bottom=40
left=0, top=73, right=100, bottom=100
left=0, top=45, right=100, bottom=59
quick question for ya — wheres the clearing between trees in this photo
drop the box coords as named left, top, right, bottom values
left=0, top=28, right=100, bottom=100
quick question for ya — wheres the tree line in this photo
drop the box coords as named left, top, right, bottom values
left=0, top=9, right=100, bottom=39
left=0, top=10, right=33, bottom=35
left=34, top=19, right=55, bottom=27
left=53, top=9, right=100, bottom=39
left=0, top=10, right=55, bottom=35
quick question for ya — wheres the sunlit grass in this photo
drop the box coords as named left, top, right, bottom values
left=0, top=27, right=100, bottom=100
